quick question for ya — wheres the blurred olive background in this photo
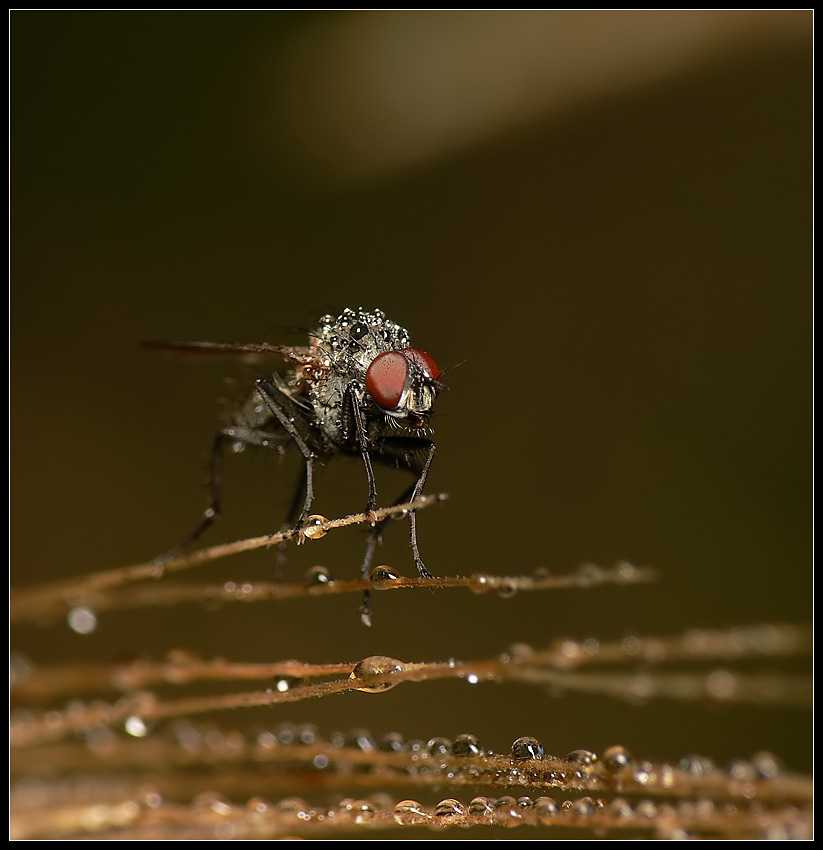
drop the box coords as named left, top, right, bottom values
left=11, top=10, right=811, bottom=778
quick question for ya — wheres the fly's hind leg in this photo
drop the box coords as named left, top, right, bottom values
left=154, top=430, right=228, bottom=565
left=255, top=377, right=316, bottom=533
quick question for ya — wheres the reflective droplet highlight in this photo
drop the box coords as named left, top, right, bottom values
left=124, top=715, right=150, bottom=737
left=369, top=565, right=400, bottom=586
left=603, top=745, right=632, bottom=772
left=433, top=798, right=466, bottom=824
left=350, top=655, right=405, bottom=693
left=566, top=748, right=598, bottom=766
left=394, top=799, right=429, bottom=825
left=451, top=733, right=482, bottom=757
left=304, top=565, right=333, bottom=587
left=302, top=515, right=328, bottom=539
left=467, top=796, right=494, bottom=823
left=67, top=606, right=97, bottom=635
left=512, top=735, right=544, bottom=761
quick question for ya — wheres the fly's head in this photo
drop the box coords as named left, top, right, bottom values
left=311, top=307, right=442, bottom=436
left=365, top=347, right=440, bottom=430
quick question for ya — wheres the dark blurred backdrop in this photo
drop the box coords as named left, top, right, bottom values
left=11, top=11, right=812, bottom=773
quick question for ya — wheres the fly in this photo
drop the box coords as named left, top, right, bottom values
left=148, top=307, right=444, bottom=620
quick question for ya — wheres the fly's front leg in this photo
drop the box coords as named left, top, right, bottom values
left=345, top=383, right=377, bottom=517
left=256, top=378, right=316, bottom=532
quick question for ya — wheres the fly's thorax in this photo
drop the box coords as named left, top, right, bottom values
left=313, top=307, right=411, bottom=373
left=306, top=307, right=441, bottom=445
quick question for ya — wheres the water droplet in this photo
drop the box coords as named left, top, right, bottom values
left=274, top=797, right=309, bottom=818
left=124, top=715, right=150, bottom=737
left=194, top=792, right=232, bottom=816
left=427, top=737, right=451, bottom=756
left=496, top=580, right=517, bottom=599
left=379, top=731, right=406, bottom=752
left=304, top=565, right=333, bottom=587
left=571, top=796, right=600, bottom=816
left=139, top=788, right=163, bottom=809
left=512, top=735, right=544, bottom=761
left=451, top=733, right=481, bottom=757
left=634, top=799, right=658, bottom=819
left=566, top=749, right=598, bottom=767
left=246, top=796, right=271, bottom=815
left=352, top=800, right=375, bottom=824
left=602, top=745, right=632, bottom=772
left=633, top=760, right=656, bottom=785
left=274, top=723, right=297, bottom=744
left=368, top=565, right=400, bottom=586
left=752, top=751, right=782, bottom=779
left=508, top=642, right=535, bottom=663
left=394, top=799, right=429, bottom=825
left=302, top=515, right=328, bottom=539
left=432, top=798, right=466, bottom=824
left=615, top=560, right=639, bottom=582
left=67, top=606, right=97, bottom=635
left=494, top=795, right=521, bottom=826
left=468, top=796, right=494, bottom=823
left=295, top=723, right=318, bottom=745
left=678, top=754, right=715, bottom=775
left=468, top=573, right=492, bottom=594
left=343, top=728, right=377, bottom=751
left=350, top=656, right=405, bottom=693
left=534, top=796, right=559, bottom=824
left=609, top=797, right=634, bottom=818
left=556, top=639, right=584, bottom=666
left=728, top=759, right=757, bottom=781
left=705, top=668, right=737, bottom=701
left=621, top=634, right=643, bottom=656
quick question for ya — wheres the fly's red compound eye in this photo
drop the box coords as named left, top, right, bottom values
left=403, top=348, right=440, bottom=383
left=366, top=350, right=409, bottom=410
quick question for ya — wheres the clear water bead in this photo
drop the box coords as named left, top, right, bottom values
left=512, top=735, right=544, bottom=761
left=302, top=515, right=328, bottom=539
left=350, top=656, right=405, bottom=693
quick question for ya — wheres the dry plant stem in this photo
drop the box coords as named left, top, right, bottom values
left=9, top=494, right=445, bottom=624
left=14, top=562, right=659, bottom=619
left=13, top=735, right=813, bottom=807
left=10, top=783, right=810, bottom=841
left=10, top=623, right=812, bottom=748
left=11, top=624, right=810, bottom=703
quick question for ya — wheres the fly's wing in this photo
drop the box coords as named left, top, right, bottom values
left=143, top=340, right=314, bottom=366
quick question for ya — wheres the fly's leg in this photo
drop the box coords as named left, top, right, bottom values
left=408, top=442, right=436, bottom=579
left=358, top=440, right=436, bottom=626
left=273, top=459, right=309, bottom=572
left=343, top=384, right=381, bottom=624
left=154, top=430, right=227, bottom=565
left=346, top=383, right=377, bottom=515
left=357, top=478, right=414, bottom=627
left=255, top=378, right=316, bottom=532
